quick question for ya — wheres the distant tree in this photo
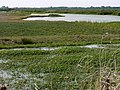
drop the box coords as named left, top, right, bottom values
left=0, top=6, right=10, bottom=11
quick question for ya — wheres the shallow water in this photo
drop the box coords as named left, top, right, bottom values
left=80, top=44, right=104, bottom=48
left=0, top=47, right=61, bottom=51
left=81, top=44, right=120, bottom=49
left=24, top=14, right=120, bottom=22
left=0, top=59, right=8, bottom=63
left=0, top=44, right=119, bottom=51
left=0, top=70, right=12, bottom=79
left=0, top=69, right=47, bottom=90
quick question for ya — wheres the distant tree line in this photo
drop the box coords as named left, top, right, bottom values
left=13, top=6, right=120, bottom=10
left=0, top=6, right=12, bottom=11
left=0, top=6, right=120, bottom=16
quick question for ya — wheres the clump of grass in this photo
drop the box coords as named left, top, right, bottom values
left=48, top=13, right=64, bottom=17
left=0, top=38, right=15, bottom=45
left=21, top=38, right=34, bottom=44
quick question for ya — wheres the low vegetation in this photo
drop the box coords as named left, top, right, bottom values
left=0, top=12, right=120, bottom=90
left=0, top=46, right=120, bottom=89
left=0, top=21, right=120, bottom=48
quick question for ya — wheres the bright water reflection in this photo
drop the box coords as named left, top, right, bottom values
left=24, top=14, right=120, bottom=22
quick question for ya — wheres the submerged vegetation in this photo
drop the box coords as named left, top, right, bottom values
left=0, top=46, right=120, bottom=89
left=0, top=11, right=120, bottom=90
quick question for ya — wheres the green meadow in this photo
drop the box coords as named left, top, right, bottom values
left=0, top=21, right=120, bottom=48
left=0, top=14, right=120, bottom=89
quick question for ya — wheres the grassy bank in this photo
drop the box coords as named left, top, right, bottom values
left=0, top=21, right=120, bottom=36
left=0, top=21, right=120, bottom=48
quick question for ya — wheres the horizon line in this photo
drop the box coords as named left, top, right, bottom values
left=1, top=5, right=120, bottom=8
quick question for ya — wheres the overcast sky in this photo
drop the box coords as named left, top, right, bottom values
left=0, top=0, right=120, bottom=8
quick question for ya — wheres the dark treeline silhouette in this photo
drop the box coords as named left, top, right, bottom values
left=0, top=6, right=12, bottom=11
left=12, top=6, right=120, bottom=11
left=0, top=6, right=120, bottom=15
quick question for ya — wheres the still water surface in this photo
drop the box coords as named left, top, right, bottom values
left=24, top=14, right=120, bottom=22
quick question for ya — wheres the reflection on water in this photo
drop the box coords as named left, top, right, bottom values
left=0, top=44, right=120, bottom=51
left=24, top=14, right=120, bottom=22
left=0, top=70, right=12, bottom=79
left=0, top=47, right=61, bottom=51
left=80, top=44, right=104, bottom=48
left=0, top=59, right=8, bottom=63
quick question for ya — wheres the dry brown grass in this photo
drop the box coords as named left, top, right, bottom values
left=0, top=13, right=24, bottom=22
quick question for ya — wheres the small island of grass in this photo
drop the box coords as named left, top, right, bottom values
left=48, top=13, right=64, bottom=17
left=29, top=13, right=64, bottom=17
left=21, top=13, right=64, bottom=19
